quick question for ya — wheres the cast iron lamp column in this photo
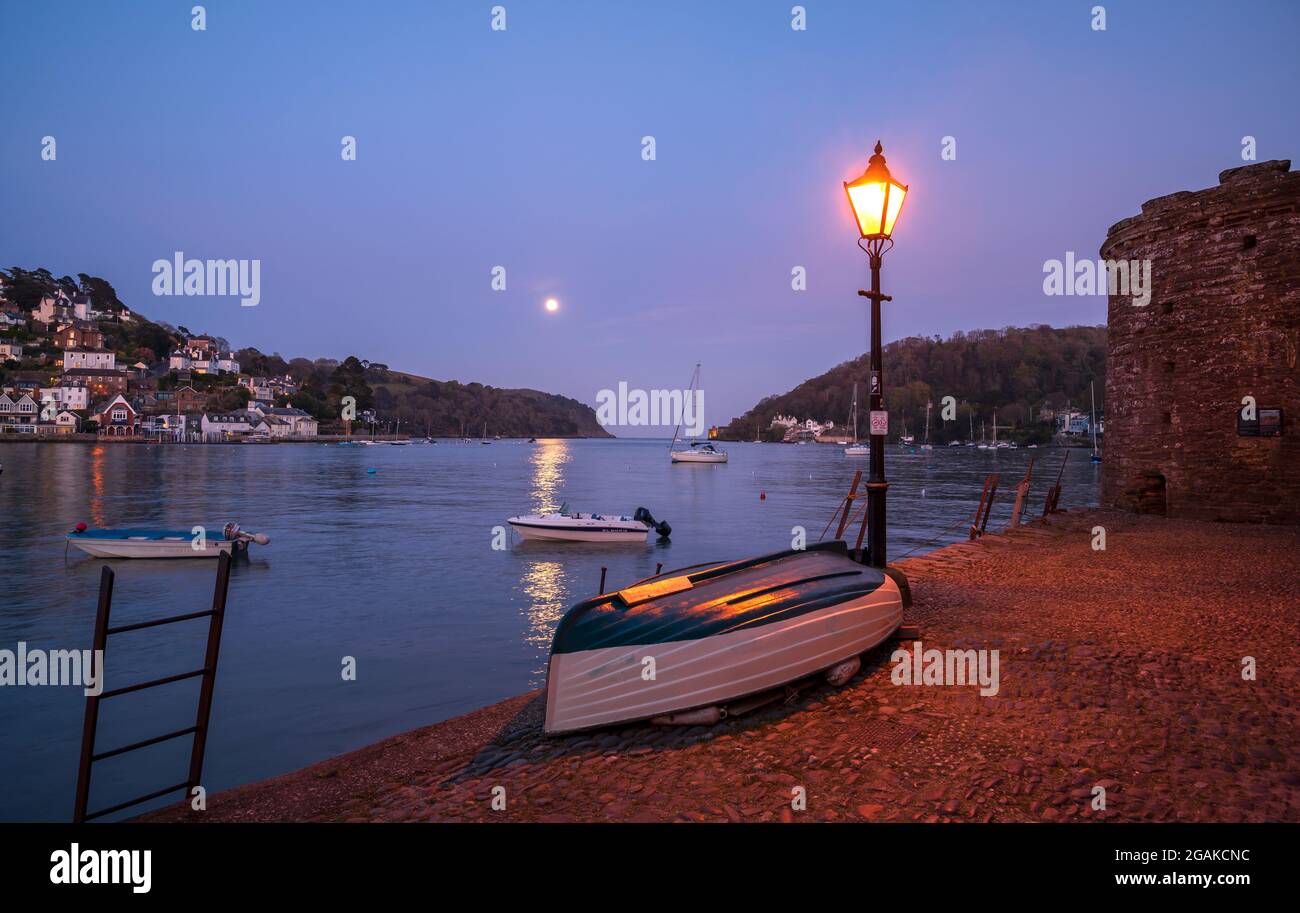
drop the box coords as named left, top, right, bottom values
left=843, top=141, right=908, bottom=568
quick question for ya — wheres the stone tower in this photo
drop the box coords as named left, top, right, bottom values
left=1100, top=159, right=1300, bottom=524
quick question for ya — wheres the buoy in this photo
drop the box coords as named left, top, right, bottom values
left=759, top=490, right=766, bottom=501
left=366, top=468, right=377, bottom=474
left=75, top=521, right=87, bottom=532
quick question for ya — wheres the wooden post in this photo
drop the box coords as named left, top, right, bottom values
left=980, top=475, right=1000, bottom=536
left=834, top=470, right=863, bottom=540
left=1008, top=458, right=1035, bottom=529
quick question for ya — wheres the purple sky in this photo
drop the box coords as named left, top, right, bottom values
left=2, top=1, right=1297, bottom=430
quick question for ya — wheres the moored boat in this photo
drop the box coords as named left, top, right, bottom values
left=66, top=522, right=270, bottom=559
left=670, top=441, right=728, bottom=463
left=508, top=504, right=671, bottom=543
left=543, top=540, right=907, bottom=734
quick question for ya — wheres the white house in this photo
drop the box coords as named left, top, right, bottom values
left=248, top=403, right=317, bottom=437
left=201, top=410, right=269, bottom=439
left=0, top=392, right=39, bottom=430
left=64, top=349, right=117, bottom=371
left=40, top=384, right=90, bottom=411
left=0, top=341, right=22, bottom=361
left=54, top=410, right=81, bottom=433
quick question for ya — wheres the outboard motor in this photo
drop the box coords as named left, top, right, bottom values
left=634, top=507, right=672, bottom=539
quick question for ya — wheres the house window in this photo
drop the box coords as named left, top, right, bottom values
left=112, top=409, right=127, bottom=421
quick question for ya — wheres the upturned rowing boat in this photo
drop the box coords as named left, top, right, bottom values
left=543, top=540, right=906, bottom=733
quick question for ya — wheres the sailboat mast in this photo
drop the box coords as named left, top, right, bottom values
left=670, top=363, right=699, bottom=451
left=1090, top=381, right=1098, bottom=454
left=851, top=382, right=858, bottom=443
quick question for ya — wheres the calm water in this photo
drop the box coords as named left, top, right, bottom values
left=0, top=438, right=1098, bottom=820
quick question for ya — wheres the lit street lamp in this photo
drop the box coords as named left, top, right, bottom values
left=844, top=141, right=908, bottom=568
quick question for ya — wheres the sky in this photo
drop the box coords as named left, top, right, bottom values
left=2, top=0, right=1297, bottom=432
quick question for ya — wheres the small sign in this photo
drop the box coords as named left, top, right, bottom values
left=870, top=371, right=881, bottom=396
left=1260, top=408, right=1283, bottom=437
left=1239, top=406, right=1284, bottom=437
left=869, top=410, right=888, bottom=435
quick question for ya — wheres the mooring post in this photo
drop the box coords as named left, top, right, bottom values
left=1009, top=458, right=1035, bottom=528
left=599, top=566, right=607, bottom=595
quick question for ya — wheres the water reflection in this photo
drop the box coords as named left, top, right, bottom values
left=90, top=446, right=106, bottom=527
left=529, top=440, right=570, bottom=512
left=521, top=560, right=567, bottom=658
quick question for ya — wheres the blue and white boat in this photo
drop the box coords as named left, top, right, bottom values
left=543, top=540, right=906, bottom=733
left=66, top=522, right=269, bottom=559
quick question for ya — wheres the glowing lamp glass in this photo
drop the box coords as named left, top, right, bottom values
left=843, top=143, right=908, bottom=241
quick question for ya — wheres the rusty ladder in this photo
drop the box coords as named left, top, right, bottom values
left=72, top=550, right=232, bottom=823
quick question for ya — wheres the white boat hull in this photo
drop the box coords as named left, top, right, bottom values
left=670, top=450, right=728, bottom=463
left=509, top=522, right=648, bottom=543
left=544, top=576, right=903, bottom=733
left=69, top=537, right=237, bottom=559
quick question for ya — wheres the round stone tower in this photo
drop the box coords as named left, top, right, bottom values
left=1100, top=159, right=1300, bottom=524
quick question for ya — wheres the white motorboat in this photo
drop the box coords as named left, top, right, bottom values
left=507, top=504, right=671, bottom=543
left=671, top=441, right=728, bottom=463
left=543, top=540, right=908, bottom=734
left=66, top=522, right=269, bottom=559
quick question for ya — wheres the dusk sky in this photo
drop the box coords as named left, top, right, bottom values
left=2, top=0, right=1297, bottom=430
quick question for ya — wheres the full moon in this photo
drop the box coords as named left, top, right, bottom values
left=544, top=298, right=559, bottom=312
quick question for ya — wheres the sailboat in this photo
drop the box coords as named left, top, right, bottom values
left=977, top=420, right=989, bottom=450
left=920, top=401, right=933, bottom=450
left=898, top=411, right=914, bottom=448
left=966, top=412, right=976, bottom=446
left=844, top=383, right=869, bottom=456
left=480, top=420, right=492, bottom=444
left=1090, top=381, right=1103, bottom=463
left=993, top=409, right=1009, bottom=449
left=670, top=363, right=727, bottom=463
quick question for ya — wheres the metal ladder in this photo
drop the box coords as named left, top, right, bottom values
left=73, top=551, right=232, bottom=823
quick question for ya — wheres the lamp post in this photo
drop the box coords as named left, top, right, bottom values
left=843, top=141, right=908, bottom=568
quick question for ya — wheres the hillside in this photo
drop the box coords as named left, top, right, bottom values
left=1, top=266, right=611, bottom=437
left=718, top=325, right=1106, bottom=444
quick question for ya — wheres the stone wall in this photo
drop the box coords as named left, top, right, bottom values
left=1100, top=160, right=1300, bottom=524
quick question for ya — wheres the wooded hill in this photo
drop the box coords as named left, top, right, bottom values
left=717, top=325, right=1106, bottom=444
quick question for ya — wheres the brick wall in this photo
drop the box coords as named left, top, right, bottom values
left=1100, top=160, right=1300, bottom=524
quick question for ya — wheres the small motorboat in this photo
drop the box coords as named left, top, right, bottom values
left=543, top=540, right=907, bottom=734
left=670, top=441, right=728, bottom=463
left=843, top=444, right=870, bottom=456
left=66, top=522, right=270, bottom=559
left=508, top=504, right=671, bottom=543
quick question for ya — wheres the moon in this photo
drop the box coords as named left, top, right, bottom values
left=544, top=297, right=560, bottom=313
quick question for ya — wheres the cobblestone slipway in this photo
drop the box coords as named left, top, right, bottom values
left=143, top=510, right=1300, bottom=823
